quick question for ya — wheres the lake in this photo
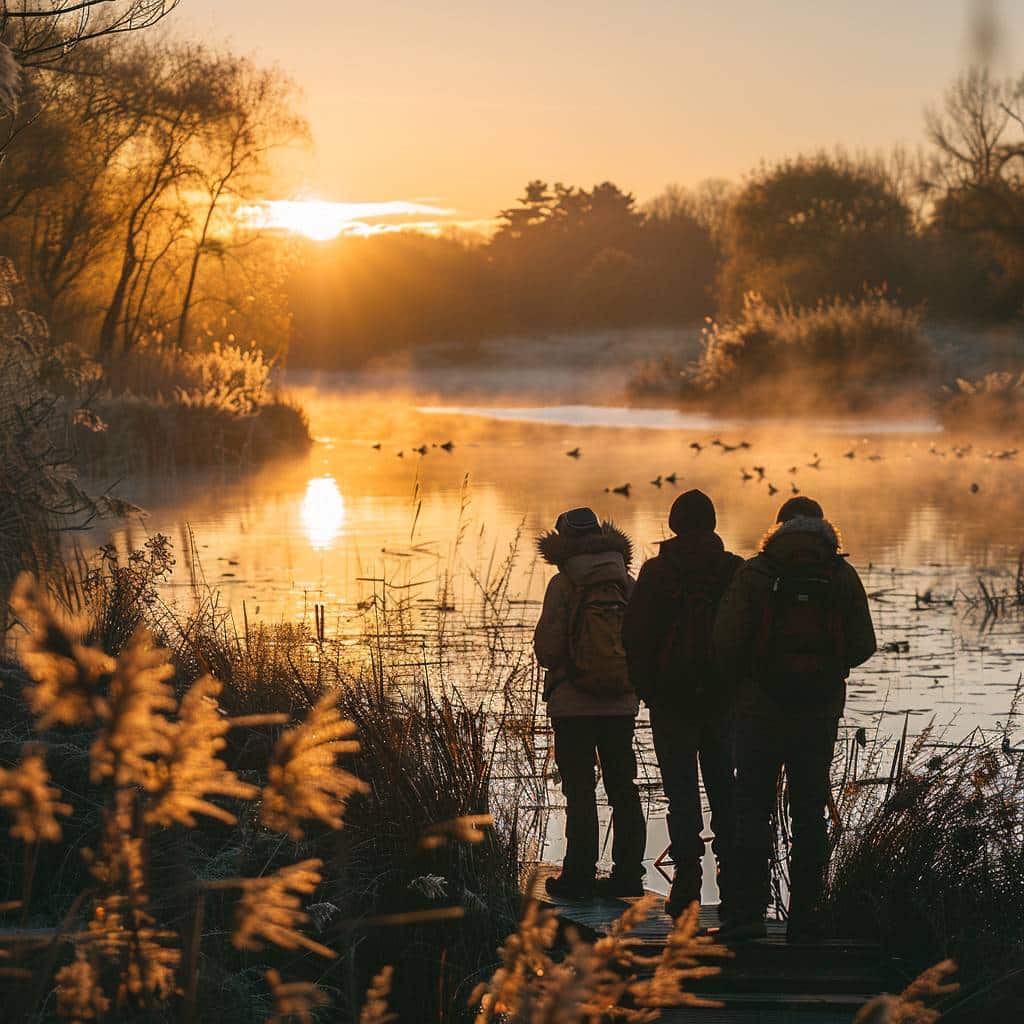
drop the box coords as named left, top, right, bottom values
left=85, top=357, right=1024, bottom=893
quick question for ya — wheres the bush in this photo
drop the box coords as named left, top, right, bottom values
left=629, top=291, right=935, bottom=413
left=941, top=372, right=1024, bottom=437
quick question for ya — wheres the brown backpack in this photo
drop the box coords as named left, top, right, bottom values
left=567, top=580, right=632, bottom=696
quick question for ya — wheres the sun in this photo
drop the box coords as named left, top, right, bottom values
left=266, top=200, right=350, bottom=241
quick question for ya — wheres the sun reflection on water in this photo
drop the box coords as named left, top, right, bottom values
left=300, top=476, right=346, bottom=550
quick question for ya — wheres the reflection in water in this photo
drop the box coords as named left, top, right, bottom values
left=300, top=476, right=346, bottom=550
left=89, top=381, right=1024, bottom=732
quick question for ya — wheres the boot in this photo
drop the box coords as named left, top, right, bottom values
left=544, top=873, right=594, bottom=900
left=665, top=860, right=702, bottom=918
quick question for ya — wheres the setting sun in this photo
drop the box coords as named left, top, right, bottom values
left=238, top=198, right=456, bottom=240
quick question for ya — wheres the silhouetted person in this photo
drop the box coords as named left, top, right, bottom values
left=534, top=507, right=645, bottom=898
left=714, top=497, right=876, bottom=941
left=622, top=490, right=743, bottom=918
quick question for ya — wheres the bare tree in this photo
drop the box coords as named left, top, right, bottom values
left=175, top=58, right=307, bottom=348
left=1, top=0, right=177, bottom=69
left=925, top=67, right=1024, bottom=190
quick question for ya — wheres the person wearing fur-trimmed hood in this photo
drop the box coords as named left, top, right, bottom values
left=533, top=507, right=645, bottom=900
left=713, top=496, right=876, bottom=943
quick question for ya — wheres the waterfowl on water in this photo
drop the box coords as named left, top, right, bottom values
left=650, top=475, right=662, bottom=487
left=790, top=482, right=800, bottom=494
left=440, top=440, right=455, bottom=452
left=665, top=472, right=678, bottom=485
left=752, top=465, right=765, bottom=480
left=609, top=483, right=631, bottom=497
left=566, top=447, right=582, bottom=458
left=807, top=454, right=821, bottom=469
left=413, top=445, right=428, bottom=455
left=372, top=443, right=382, bottom=450
left=689, top=442, right=703, bottom=454
left=843, top=450, right=856, bottom=459
left=768, top=483, right=779, bottom=495
left=740, top=469, right=753, bottom=482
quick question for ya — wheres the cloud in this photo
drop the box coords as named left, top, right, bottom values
left=236, top=198, right=458, bottom=240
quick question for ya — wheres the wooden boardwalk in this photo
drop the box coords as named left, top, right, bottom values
left=527, top=865, right=885, bottom=1023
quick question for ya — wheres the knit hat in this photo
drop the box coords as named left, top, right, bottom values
left=669, top=489, right=716, bottom=534
left=555, top=507, right=600, bottom=535
left=776, top=496, right=824, bottom=523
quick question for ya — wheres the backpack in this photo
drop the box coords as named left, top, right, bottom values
left=755, top=557, right=846, bottom=705
left=567, top=580, right=632, bottom=696
left=654, top=569, right=721, bottom=705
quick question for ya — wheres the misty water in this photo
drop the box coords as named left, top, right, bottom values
left=86, top=344, right=1024, bottom=889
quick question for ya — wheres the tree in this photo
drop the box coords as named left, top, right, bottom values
left=174, top=58, right=307, bottom=349
left=924, top=68, right=1024, bottom=317
left=0, top=1, right=176, bottom=69
left=718, top=154, right=915, bottom=310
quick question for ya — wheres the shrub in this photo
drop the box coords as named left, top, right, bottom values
left=941, top=372, right=1024, bottom=436
left=629, top=291, right=935, bottom=413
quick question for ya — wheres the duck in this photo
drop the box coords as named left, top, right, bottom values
left=807, top=454, right=821, bottom=470
left=665, top=472, right=678, bottom=485
left=689, top=441, right=703, bottom=454
left=439, top=440, right=455, bottom=452
left=566, top=447, right=582, bottom=459
left=768, top=482, right=779, bottom=496
left=610, top=483, right=632, bottom=497
left=752, top=465, right=766, bottom=480
left=650, top=475, right=663, bottom=488
left=740, top=468, right=753, bottom=482
left=790, top=482, right=800, bottom=494
left=372, top=443, right=382, bottom=450
left=413, top=445, right=428, bottom=456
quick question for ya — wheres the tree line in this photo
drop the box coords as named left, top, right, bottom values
left=287, top=67, right=1024, bottom=368
left=1, top=12, right=1023, bottom=372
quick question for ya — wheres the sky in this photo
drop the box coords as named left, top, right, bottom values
left=182, top=1, right=1024, bottom=225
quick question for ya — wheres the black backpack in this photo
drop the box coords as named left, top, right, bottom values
left=654, top=563, right=727, bottom=706
left=755, top=557, right=846, bottom=705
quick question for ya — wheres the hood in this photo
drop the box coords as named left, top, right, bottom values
left=759, top=515, right=842, bottom=567
left=656, top=531, right=725, bottom=574
left=537, top=521, right=633, bottom=569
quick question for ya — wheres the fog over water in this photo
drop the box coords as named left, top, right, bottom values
left=89, top=346, right=1024, bottom=738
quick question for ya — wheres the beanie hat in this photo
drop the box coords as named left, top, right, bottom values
left=555, top=507, right=600, bottom=535
left=669, top=489, right=716, bottom=534
left=776, top=496, right=824, bottom=523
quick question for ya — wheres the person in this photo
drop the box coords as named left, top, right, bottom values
left=622, top=490, right=744, bottom=918
left=713, top=496, right=876, bottom=941
left=534, top=506, right=646, bottom=899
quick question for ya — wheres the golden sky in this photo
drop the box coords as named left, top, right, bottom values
left=184, top=1, right=1022, bottom=224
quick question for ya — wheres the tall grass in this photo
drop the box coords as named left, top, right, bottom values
left=628, top=291, right=934, bottom=413
left=822, top=719, right=1024, bottom=991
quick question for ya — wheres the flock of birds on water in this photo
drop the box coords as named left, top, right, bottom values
left=371, top=435, right=1020, bottom=501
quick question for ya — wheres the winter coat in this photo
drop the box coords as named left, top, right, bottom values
left=713, top=516, right=876, bottom=718
left=533, top=523, right=639, bottom=719
left=622, top=531, right=743, bottom=714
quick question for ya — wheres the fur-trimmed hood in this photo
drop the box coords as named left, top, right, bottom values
left=757, top=515, right=843, bottom=569
left=537, top=522, right=633, bottom=569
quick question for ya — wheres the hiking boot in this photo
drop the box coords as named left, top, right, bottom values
left=544, top=873, right=594, bottom=900
left=594, top=874, right=645, bottom=899
left=665, top=879, right=700, bottom=919
left=713, top=917, right=767, bottom=943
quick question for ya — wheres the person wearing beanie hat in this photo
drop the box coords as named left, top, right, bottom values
left=713, top=498, right=876, bottom=943
left=622, top=490, right=744, bottom=918
left=775, top=496, right=824, bottom=523
left=534, top=509, right=645, bottom=900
